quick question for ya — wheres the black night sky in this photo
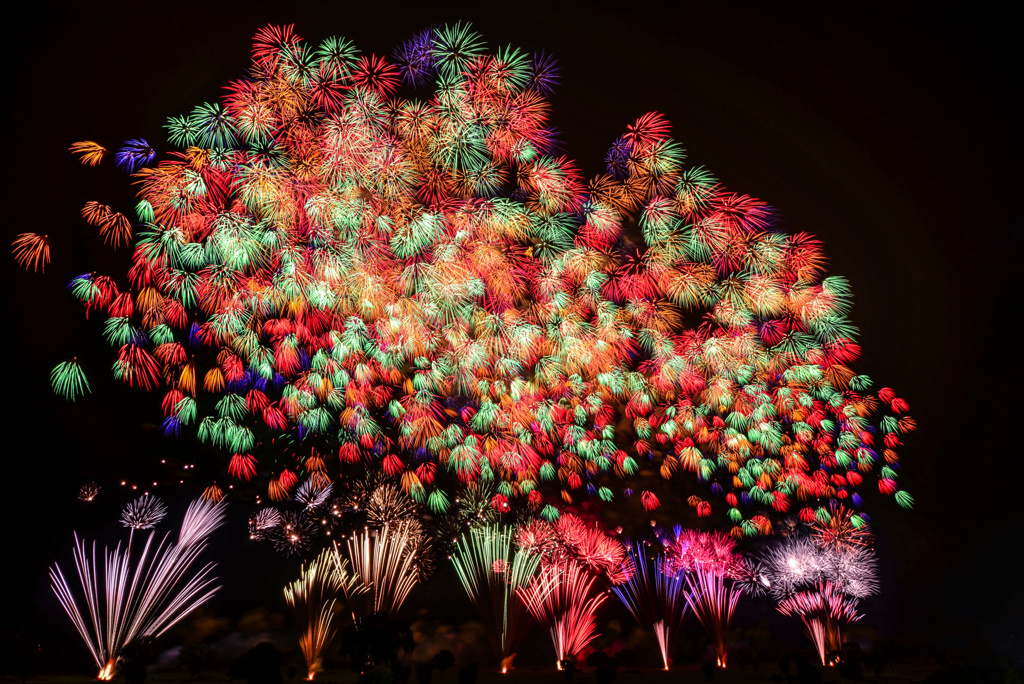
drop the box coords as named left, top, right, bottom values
left=1, top=0, right=1021, bottom=673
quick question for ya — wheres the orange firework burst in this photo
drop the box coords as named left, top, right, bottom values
left=70, top=141, right=106, bottom=166
left=12, top=233, right=50, bottom=272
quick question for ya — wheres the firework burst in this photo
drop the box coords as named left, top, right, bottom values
left=50, top=22, right=914, bottom=537
left=611, top=545, right=688, bottom=670
left=248, top=508, right=282, bottom=540
left=50, top=498, right=226, bottom=679
left=450, top=525, right=540, bottom=668
left=12, top=233, right=50, bottom=272
left=121, top=494, right=168, bottom=530
left=274, top=511, right=318, bottom=557
left=78, top=482, right=101, bottom=502
left=517, top=561, right=607, bottom=668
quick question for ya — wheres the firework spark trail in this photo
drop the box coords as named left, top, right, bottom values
left=611, top=545, right=688, bottom=670
left=52, top=22, right=914, bottom=533
left=777, top=581, right=861, bottom=665
left=517, top=562, right=606, bottom=668
left=336, top=521, right=423, bottom=618
left=450, top=525, right=540, bottom=667
left=665, top=529, right=747, bottom=667
left=684, top=568, right=743, bottom=668
left=49, top=498, right=226, bottom=679
left=285, top=547, right=363, bottom=679
left=760, top=535, right=877, bottom=665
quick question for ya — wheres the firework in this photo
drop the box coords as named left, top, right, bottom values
left=517, top=561, right=607, bottom=668
left=115, top=139, right=155, bottom=173
left=59, top=22, right=914, bottom=537
left=336, top=521, right=425, bottom=618
left=296, top=481, right=333, bottom=510
left=516, top=514, right=630, bottom=584
left=760, top=536, right=823, bottom=600
left=274, top=511, right=318, bottom=557
left=611, top=545, right=688, bottom=670
left=777, top=581, right=862, bottom=665
left=12, top=233, right=50, bottom=272
left=760, top=534, right=878, bottom=600
left=362, top=483, right=420, bottom=528
left=49, top=497, right=226, bottom=679
left=454, top=481, right=503, bottom=529
left=759, top=534, right=878, bottom=664
left=78, top=482, right=101, bottom=502
left=121, top=494, right=168, bottom=530
left=69, top=141, right=106, bottom=166
left=249, top=508, right=282, bottom=540
left=810, top=503, right=872, bottom=552
left=450, top=525, right=540, bottom=668
left=667, top=529, right=747, bottom=667
left=284, top=547, right=363, bottom=679
left=684, top=567, right=743, bottom=668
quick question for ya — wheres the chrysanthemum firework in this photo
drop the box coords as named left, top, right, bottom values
left=121, top=494, right=168, bottom=530
left=810, top=503, right=872, bottom=552
left=296, top=481, right=334, bottom=511
left=12, top=233, right=50, bottom=272
left=275, top=510, right=319, bottom=556
left=57, top=22, right=914, bottom=534
left=249, top=507, right=282, bottom=540
left=517, top=513, right=630, bottom=584
left=664, top=529, right=748, bottom=667
left=759, top=533, right=878, bottom=664
left=78, top=482, right=101, bottom=502
left=760, top=533, right=878, bottom=600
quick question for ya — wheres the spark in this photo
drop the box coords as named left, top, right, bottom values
left=451, top=525, right=540, bottom=664
left=49, top=498, right=226, bottom=679
left=611, top=545, right=688, bottom=670
left=121, top=494, right=168, bottom=530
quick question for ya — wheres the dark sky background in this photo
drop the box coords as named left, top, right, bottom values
left=1, top=0, right=1021, bottom=669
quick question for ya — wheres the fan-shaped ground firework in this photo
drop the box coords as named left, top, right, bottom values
left=517, top=561, right=607, bottom=668
left=336, top=521, right=425, bottom=618
left=451, top=525, right=540, bottom=668
left=611, top=545, right=688, bottom=670
left=759, top=534, right=878, bottom=664
left=50, top=498, right=226, bottom=679
left=666, top=529, right=747, bottom=667
left=285, top=547, right=364, bottom=679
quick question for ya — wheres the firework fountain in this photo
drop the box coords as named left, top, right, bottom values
left=611, top=544, right=688, bottom=670
left=760, top=527, right=879, bottom=665
left=49, top=497, right=226, bottom=679
left=284, top=547, right=364, bottom=679
left=451, top=524, right=540, bottom=671
left=664, top=529, right=748, bottom=667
